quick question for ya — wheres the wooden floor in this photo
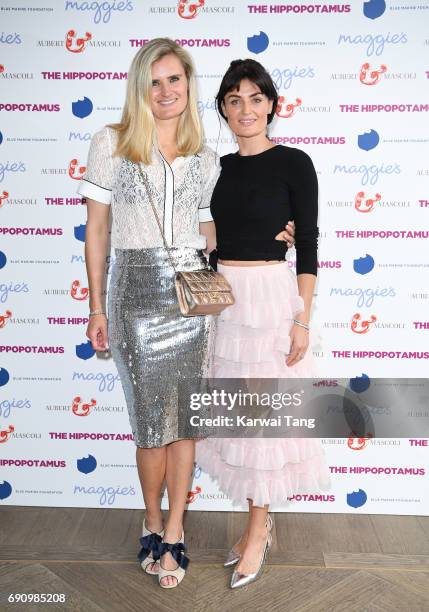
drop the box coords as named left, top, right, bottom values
left=0, top=507, right=428, bottom=611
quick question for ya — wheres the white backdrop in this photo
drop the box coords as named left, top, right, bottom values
left=0, top=0, right=428, bottom=514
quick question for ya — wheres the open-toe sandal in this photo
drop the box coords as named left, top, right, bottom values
left=158, top=531, right=189, bottom=589
left=138, top=520, right=164, bottom=575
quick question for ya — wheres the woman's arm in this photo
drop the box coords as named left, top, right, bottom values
left=286, top=273, right=316, bottom=367
left=85, top=199, right=109, bottom=312
left=199, top=148, right=221, bottom=253
left=77, top=127, right=115, bottom=352
left=286, top=150, right=319, bottom=366
left=85, top=199, right=110, bottom=351
left=296, top=273, right=316, bottom=326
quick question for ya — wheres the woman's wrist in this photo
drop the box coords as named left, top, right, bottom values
left=89, top=307, right=105, bottom=315
left=293, top=318, right=310, bottom=331
left=89, top=309, right=106, bottom=318
left=89, top=295, right=105, bottom=312
left=294, top=311, right=310, bottom=325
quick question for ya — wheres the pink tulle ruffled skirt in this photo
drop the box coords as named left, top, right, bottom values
left=195, top=262, right=331, bottom=508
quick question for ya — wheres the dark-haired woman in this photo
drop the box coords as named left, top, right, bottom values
left=196, top=59, right=330, bottom=589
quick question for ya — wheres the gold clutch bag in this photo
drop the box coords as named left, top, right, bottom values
left=175, top=270, right=235, bottom=316
left=139, top=165, right=235, bottom=317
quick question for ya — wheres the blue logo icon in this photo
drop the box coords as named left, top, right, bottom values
left=72, top=97, right=93, bottom=119
left=349, top=374, right=371, bottom=394
left=0, top=131, right=3, bottom=145
left=363, top=0, right=386, bottom=19
left=347, top=488, right=367, bottom=508
left=0, top=250, right=6, bottom=269
left=77, top=454, right=97, bottom=474
left=75, top=341, right=96, bottom=360
left=0, top=480, right=12, bottom=500
left=353, top=254, right=374, bottom=275
left=358, top=129, right=379, bottom=151
left=0, top=367, right=10, bottom=387
left=74, top=224, right=86, bottom=242
left=247, top=31, right=269, bottom=54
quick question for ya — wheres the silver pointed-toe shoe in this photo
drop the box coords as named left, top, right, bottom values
left=224, top=548, right=240, bottom=567
left=225, top=514, right=273, bottom=569
left=230, top=514, right=273, bottom=589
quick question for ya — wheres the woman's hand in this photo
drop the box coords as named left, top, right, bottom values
left=199, top=221, right=217, bottom=255
left=286, top=323, right=309, bottom=367
left=86, top=314, right=109, bottom=351
left=84, top=198, right=110, bottom=352
left=275, top=220, right=295, bottom=248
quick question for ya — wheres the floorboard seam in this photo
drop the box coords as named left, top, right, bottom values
left=1, top=560, right=428, bottom=572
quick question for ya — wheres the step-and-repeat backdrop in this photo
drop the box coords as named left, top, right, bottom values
left=1, top=0, right=428, bottom=514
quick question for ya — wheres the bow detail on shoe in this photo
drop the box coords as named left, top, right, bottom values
left=159, top=542, right=190, bottom=569
left=138, top=532, right=163, bottom=562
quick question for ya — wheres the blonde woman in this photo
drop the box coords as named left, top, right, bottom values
left=79, top=38, right=220, bottom=589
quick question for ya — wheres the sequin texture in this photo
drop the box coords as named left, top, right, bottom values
left=108, top=247, right=215, bottom=448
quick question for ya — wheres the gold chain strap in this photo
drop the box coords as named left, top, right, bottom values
left=138, top=164, right=179, bottom=274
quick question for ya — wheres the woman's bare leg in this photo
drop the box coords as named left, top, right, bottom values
left=229, top=499, right=252, bottom=555
left=136, top=446, right=167, bottom=571
left=235, top=502, right=270, bottom=575
left=160, top=439, right=195, bottom=587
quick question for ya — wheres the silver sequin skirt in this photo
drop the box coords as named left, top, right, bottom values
left=108, top=247, right=215, bottom=448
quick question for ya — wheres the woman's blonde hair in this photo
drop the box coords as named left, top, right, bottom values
left=111, top=38, right=203, bottom=164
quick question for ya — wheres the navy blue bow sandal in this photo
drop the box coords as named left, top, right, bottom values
left=138, top=520, right=164, bottom=575
left=158, top=532, right=189, bottom=588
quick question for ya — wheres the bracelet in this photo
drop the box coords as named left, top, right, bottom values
left=89, top=309, right=106, bottom=318
left=293, top=319, right=310, bottom=331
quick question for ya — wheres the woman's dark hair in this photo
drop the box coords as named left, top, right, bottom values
left=216, top=59, right=278, bottom=124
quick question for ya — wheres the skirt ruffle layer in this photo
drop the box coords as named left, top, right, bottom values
left=197, top=438, right=331, bottom=508
left=195, top=263, right=330, bottom=507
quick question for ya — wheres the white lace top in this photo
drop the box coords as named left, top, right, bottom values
left=77, top=126, right=220, bottom=249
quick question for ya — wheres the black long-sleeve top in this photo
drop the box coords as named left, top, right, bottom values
left=210, top=145, right=319, bottom=275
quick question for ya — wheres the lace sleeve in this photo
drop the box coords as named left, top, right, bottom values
left=199, top=146, right=221, bottom=223
left=77, top=127, right=116, bottom=205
